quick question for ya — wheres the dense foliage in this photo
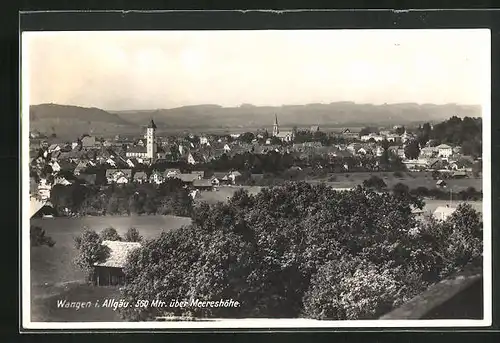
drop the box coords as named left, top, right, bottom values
left=362, top=176, right=387, bottom=190
left=100, top=227, right=123, bottom=241
left=74, top=228, right=110, bottom=282
left=118, top=183, right=482, bottom=320
left=429, top=116, right=482, bottom=157
left=124, top=227, right=143, bottom=242
left=50, top=178, right=193, bottom=217
left=404, top=139, right=421, bottom=160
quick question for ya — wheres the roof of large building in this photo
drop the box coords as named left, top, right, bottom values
left=173, top=173, right=199, bottom=183
left=94, top=240, right=142, bottom=268
left=275, top=131, right=293, bottom=138
left=127, top=146, right=148, bottom=154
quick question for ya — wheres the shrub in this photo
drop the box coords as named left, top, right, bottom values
left=99, top=227, right=122, bottom=241
left=362, top=176, right=387, bottom=190
left=74, top=227, right=110, bottom=282
left=30, top=225, right=55, bottom=247
left=124, top=227, right=143, bottom=242
left=392, top=182, right=410, bottom=196
left=393, top=171, right=404, bottom=178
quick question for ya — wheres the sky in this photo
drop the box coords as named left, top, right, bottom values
left=23, top=29, right=490, bottom=111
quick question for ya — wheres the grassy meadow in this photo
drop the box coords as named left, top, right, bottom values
left=29, top=215, right=192, bottom=322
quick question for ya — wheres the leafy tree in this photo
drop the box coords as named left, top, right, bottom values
left=394, top=126, right=405, bottom=135
left=404, top=139, right=421, bottom=160
left=362, top=175, right=387, bottom=190
left=100, top=227, right=122, bottom=241
left=74, top=227, right=110, bottom=282
left=461, top=139, right=482, bottom=158
left=379, top=139, right=390, bottom=168
left=392, top=182, right=410, bottom=196
left=359, top=127, right=377, bottom=137
left=30, top=225, right=55, bottom=247
left=239, top=132, right=255, bottom=144
left=269, top=136, right=282, bottom=145
left=302, top=257, right=405, bottom=320
left=119, top=183, right=432, bottom=320
left=124, top=227, right=143, bottom=242
left=106, top=195, right=120, bottom=214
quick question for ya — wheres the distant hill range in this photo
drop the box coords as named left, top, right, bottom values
left=30, top=102, right=482, bottom=138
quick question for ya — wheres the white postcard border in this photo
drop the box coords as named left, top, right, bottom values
left=21, top=28, right=492, bottom=330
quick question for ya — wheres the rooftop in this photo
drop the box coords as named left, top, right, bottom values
left=94, top=240, right=142, bottom=268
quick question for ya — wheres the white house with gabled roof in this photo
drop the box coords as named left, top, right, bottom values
left=436, top=144, right=453, bottom=159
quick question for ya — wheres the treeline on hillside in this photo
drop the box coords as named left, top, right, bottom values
left=49, top=178, right=193, bottom=217
left=423, top=116, right=481, bottom=157
left=115, top=183, right=482, bottom=321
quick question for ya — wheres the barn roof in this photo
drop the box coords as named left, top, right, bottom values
left=94, top=240, right=142, bottom=268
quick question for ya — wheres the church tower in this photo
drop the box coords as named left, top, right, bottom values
left=146, top=119, right=157, bottom=161
left=272, top=114, right=279, bottom=137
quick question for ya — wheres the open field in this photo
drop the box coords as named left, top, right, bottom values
left=31, top=282, right=122, bottom=322
left=196, top=184, right=483, bottom=218
left=29, top=215, right=191, bottom=322
left=305, top=171, right=482, bottom=192
left=197, top=172, right=481, bottom=206
left=195, top=186, right=263, bottom=205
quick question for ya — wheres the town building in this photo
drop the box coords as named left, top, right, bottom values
left=193, top=179, right=213, bottom=190
left=105, top=169, right=132, bottom=184
left=436, top=144, right=453, bottom=159
left=272, top=114, right=295, bottom=142
left=146, top=119, right=157, bottom=162
left=360, top=133, right=384, bottom=142
left=433, top=206, right=457, bottom=221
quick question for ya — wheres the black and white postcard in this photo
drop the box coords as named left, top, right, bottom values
left=21, top=28, right=491, bottom=329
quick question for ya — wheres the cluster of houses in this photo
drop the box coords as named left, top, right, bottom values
left=29, top=117, right=478, bottom=202
left=104, top=168, right=242, bottom=188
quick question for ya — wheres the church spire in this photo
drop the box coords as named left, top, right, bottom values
left=273, top=114, right=279, bottom=136
left=148, top=118, right=157, bottom=129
